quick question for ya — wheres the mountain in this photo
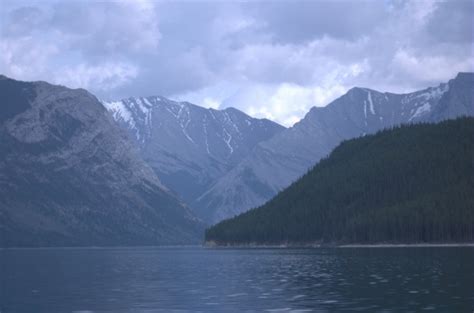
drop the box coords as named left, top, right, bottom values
left=206, top=117, right=474, bottom=245
left=0, top=75, right=203, bottom=247
left=101, top=97, right=284, bottom=212
left=198, top=72, right=474, bottom=223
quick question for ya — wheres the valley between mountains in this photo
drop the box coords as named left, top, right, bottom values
left=1, top=72, right=473, bottom=247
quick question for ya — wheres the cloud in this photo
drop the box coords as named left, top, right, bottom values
left=244, top=1, right=389, bottom=43
left=0, top=36, right=58, bottom=80
left=246, top=83, right=347, bottom=127
left=425, top=0, right=474, bottom=44
left=1, top=0, right=157, bottom=91
left=49, top=0, right=161, bottom=55
left=1, top=0, right=473, bottom=126
left=54, top=62, right=138, bottom=91
left=231, top=83, right=348, bottom=127
left=391, top=49, right=474, bottom=82
left=2, top=6, right=47, bottom=37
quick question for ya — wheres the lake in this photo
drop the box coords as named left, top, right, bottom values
left=1, top=247, right=473, bottom=312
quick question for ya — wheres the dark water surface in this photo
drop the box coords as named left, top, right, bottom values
left=1, top=247, right=473, bottom=312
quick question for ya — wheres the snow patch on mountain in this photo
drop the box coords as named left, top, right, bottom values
left=102, top=100, right=139, bottom=138
left=410, top=103, right=431, bottom=121
left=367, top=90, right=375, bottom=115
left=182, top=112, right=195, bottom=144
left=103, top=100, right=132, bottom=123
left=404, top=84, right=450, bottom=121
left=203, top=115, right=212, bottom=155
left=224, top=111, right=241, bottom=138
left=416, top=84, right=449, bottom=101
left=223, top=128, right=234, bottom=154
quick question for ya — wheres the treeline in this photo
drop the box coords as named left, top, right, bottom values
left=205, top=117, right=474, bottom=245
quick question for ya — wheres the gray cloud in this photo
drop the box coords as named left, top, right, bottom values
left=244, top=1, right=389, bottom=43
left=1, top=0, right=473, bottom=126
left=426, top=0, right=474, bottom=44
left=2, top=6, right=46, bottom=37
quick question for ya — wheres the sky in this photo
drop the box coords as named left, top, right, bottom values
left=1, top=0, right=473, bottom=126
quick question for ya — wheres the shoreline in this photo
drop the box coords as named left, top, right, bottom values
left=338, top=243, right=474, bottom=248
left=204, top=242, right=474, bottom=248
left=0, top=244, right=203, bottom=250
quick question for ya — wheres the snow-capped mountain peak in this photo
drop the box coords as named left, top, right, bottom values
left=101, top=95, right=285, bottom=205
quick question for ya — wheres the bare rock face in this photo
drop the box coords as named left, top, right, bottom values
left=197, top=73, right=474, bottom=224
left=101, top=97, right=285, bottom=213
left=0, top=75, right=203, bottom=247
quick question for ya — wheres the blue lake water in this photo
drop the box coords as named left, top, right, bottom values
left=1, top=247, right=473, bottom=312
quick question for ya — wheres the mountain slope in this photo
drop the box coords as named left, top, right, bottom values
left=206, top=118, right=474, bottom=245
left=101, top=97, right=284, bottom=211
left=198, top=72, right=474, bottom=223
left=0, top=76, right=203, bottom=247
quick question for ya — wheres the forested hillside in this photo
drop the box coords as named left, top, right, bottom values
left=206, top=118, right=474, bottom=245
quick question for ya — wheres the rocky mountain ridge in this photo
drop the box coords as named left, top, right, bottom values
left=101, top=96, right=285, bottom=208
left=197, top=72, right=474, bottom=223
left=0, top=75, right=203, bottom=247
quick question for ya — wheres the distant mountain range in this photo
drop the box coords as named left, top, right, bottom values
left=0, top=76, right=203, bottom=247
left=205, top=117, right=474, bottom=245
left=101, top=97, right=284, bottom=218
left=1, top=72, right=472, bottom=246
left=197, top=73, right=474, bottom=223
